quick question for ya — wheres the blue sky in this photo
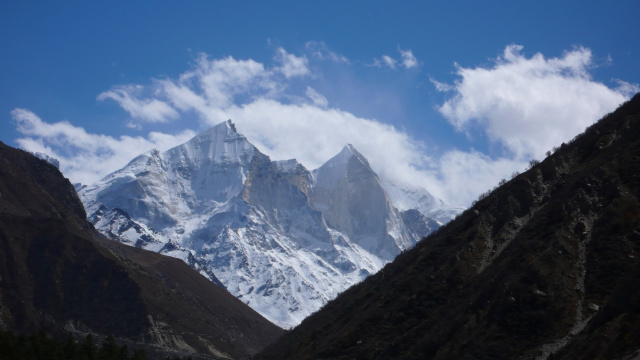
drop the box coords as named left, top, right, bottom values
left=2, top=1, right=638, bottom=206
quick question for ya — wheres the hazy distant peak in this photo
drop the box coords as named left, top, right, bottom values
left=325, top=144, right=370, bottom=168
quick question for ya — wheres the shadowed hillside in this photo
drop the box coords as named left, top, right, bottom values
left=0, top=142, right=284, bottom=359
left=256, top=93, right=640, bottom=360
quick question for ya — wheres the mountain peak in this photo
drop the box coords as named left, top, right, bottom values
left=193, top=119, right=240, bottom=141
left=226, top=119, right=238, bottom=133
left=310, top=142, right=415, bottom=260
left=339, top=143, right=358, bottom=156
left=164, top=119, right=255, bottom=166
left=331, top=144, right=369, bottom=167
left=313, top=144, right=375, bottom=186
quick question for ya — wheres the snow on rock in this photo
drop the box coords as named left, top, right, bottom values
left=311, top=144, right=415, bottom=260
left=79, top=120, right=451, bottom=329
left=383, top=181, right=464, bottom=224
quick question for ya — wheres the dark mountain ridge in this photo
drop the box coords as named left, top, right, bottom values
left=0, top=142, right=284, bottom=359
left=256, top=93, right=640, bottom=360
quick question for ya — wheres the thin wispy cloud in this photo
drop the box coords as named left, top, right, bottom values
left=275, top=47, right=310, bottom=78
left=305, top=86, right=329, bottom=108
left=372, top=48, right=419, bottom=70
left=614, top=78, right=640, bottom=95
left=97, top=85, right=179, bottom=123
left=399, top=48, right=418, bottom=69
left=11, top=108, right=195, bottom=184
left=424, top=150, right=524, bottom=207
left=305, top=41, right=350, bottom=64
left=381, top=55, right=397, bottom=69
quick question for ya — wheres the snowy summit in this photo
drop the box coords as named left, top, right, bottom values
left=79, top=120, right=458, bottom=328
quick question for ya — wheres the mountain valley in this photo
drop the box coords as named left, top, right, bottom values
left=3, top=93, right=639, bottom=359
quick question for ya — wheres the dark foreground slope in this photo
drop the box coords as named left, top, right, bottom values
left=0, top=143, right=283, bottom=359
left=257, top=94, right=640, bottom=360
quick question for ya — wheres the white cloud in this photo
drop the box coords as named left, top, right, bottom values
left=371, top=55, right=396, bottom=69
left=399, top=48, right=418, bottom=69
left=382, top=55, right=397, bottom=69
left=305, top=41, right=349, bottom=63
left=372, top=48, right=419, bottom=70
left=421, top=150, right=526, bottom=207
left=114, top=53, right=429, bottom=190
left=99, top=54, right=275, bottom=124
left=187, top=54, right=274, bottom=108
left=13, top=44, right=635, bottom=208
left=614, top=79, right=640, bottom=95
left=12, top=49, right=430, bottom=200
left=275, top=47, right=310, bottom=78
left=97, top=85, right=179, bottom=123
left=429, top=77, right=454, bottom=92
left=11, top=108, right=196, bottom=185
left=220, top=99, right=429, bottom=187
left=435, top=44, right=635, bottom=160
left=305, top=86, right=329, bottom=108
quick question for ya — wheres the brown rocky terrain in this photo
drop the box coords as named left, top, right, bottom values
left=256, top=94, right=640, bottom=360
left=0, top=142, right=284, bottom=359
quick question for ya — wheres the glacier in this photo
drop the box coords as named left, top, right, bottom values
left=79, top=120, right=458, bottom=328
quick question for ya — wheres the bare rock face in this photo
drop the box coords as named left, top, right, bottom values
left=79, top=122, right=446, bottom=328
left=256, top=95, right=640, bottom=360
left=400, top=209, right=441, bottom=241
left=0, top=142, right=283, bottom=359
left=310, top=145, right=414, bottom=260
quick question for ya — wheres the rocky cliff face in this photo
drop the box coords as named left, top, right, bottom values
left=79, top=121, right=449, bottom=328
left=0, top=142, right=283, bottom=359
left=310, top=145, right=414, bottom=260
left=256, top=94, right=640, bottom=360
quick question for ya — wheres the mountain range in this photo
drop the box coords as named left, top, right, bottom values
left=78, top=120, right=457, bottom=328
left=2, top=93, right=639, bottom=359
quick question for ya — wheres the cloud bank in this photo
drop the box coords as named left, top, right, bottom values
left=11, top=108, right=195, bottom=185
left=12, top=44, right=636, bottom=207
left=436, top=45, right=638, bottom=160
left=91, top=49, right=432, bottom=191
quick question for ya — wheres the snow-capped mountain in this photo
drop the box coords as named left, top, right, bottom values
left=310, top=144, right=414, bottom=260
left=79, top=120, right=457, bottom=328
left=382, top=181, right=465, bottom=224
